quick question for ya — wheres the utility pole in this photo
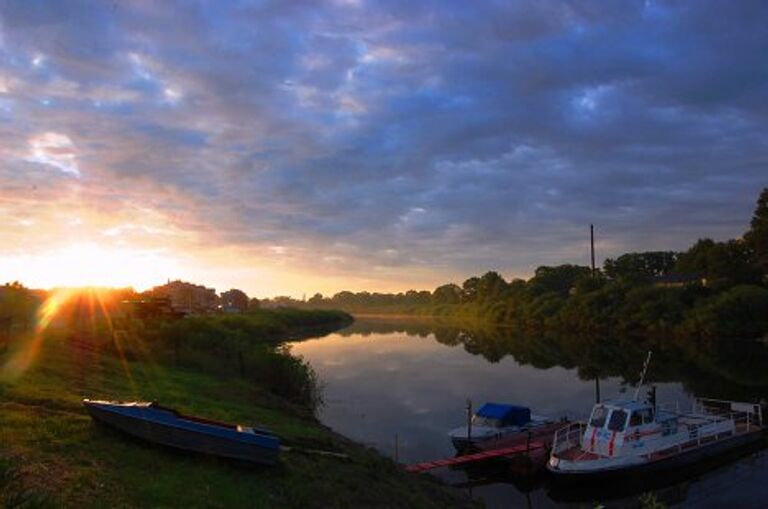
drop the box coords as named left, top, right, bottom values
left=590, top=224, right=596, bottom=277
left=591, top=224, right=600, bottom=404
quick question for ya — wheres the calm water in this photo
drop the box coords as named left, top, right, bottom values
left=289, top=318, right=768, bottom=508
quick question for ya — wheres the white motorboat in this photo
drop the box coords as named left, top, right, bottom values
left=449, top=402, right=559, bottom=452
left=548, top=396, right=765, bottom=479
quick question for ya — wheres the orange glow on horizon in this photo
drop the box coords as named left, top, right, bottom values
left=3, top=243, right=181, bottom=291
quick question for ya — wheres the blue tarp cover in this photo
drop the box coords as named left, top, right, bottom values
left=476, top=403, right=531, bottom=426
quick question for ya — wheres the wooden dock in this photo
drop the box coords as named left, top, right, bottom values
left=405, top=441, right=547, bottom=473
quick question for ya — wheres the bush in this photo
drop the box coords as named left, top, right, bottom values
left=251, top=347, right=323, bottom=411
left=144, top=310, right=347, bottom=414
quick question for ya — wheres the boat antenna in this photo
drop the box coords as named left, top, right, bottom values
left=633, top=351, right=653, bottom=400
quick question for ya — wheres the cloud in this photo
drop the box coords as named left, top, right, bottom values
left=25, top=132, right=80, bottom=176
left=0, top=0, right=767, bottom=295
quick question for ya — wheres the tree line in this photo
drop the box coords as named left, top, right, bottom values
left=266, top=188, right=768, bottom=341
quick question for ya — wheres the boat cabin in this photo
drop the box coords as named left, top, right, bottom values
left=582, top=400, right=664, bottom=457
left=473, top=403, right=531, bottom=428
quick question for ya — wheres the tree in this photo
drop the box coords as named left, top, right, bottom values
left=221, top=289, right=249, bottom=312
left=527, top=265, right=592, bottom=296
left=675, top=238, right=761, bottom=286
left=405, top=290, right=431, bottom=305
left=476, top=271, right=509, bottom=302
left=332, top=291, right=356, bottom=306
left=744, top=187, right=768, bottom=273
left=461, top=277, right=480, bottom=303
left=432, top=283, right=462, bottom=304
left=603, top=252, right=678, bottom=284
left=679, top=285, right=768, bottom=339
left=307, top=293, right=325, bottom=306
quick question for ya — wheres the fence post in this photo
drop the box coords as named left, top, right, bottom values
left=466, top=399, right=473, bottom=442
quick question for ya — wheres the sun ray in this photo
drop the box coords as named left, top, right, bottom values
left=1, top=288, right=72, bottom=381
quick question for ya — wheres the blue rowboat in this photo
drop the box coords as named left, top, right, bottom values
left=83, top=399, right=280, bottom=465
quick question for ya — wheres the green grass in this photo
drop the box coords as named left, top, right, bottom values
left=0, top=312, right=471, bottom=508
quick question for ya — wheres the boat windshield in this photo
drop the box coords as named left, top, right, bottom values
left=607, top=409, right=628, bottom=432
left=589, top=405, right=608, bottom=428
left=472, top=416, right=502, bottom=428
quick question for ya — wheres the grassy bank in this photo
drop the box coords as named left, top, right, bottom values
left=0, top=307, right=472, bottom=508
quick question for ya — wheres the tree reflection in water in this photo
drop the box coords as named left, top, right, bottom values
left=339, top=317, right=768, bottom=402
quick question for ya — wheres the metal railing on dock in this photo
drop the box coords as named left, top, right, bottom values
left=551, top=422, right=586, bottom=455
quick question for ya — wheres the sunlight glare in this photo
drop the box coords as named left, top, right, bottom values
left=14, top=243, right=179, bottom=290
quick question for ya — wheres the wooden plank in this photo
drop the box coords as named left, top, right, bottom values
left=405, top=441, right=547, bottom=473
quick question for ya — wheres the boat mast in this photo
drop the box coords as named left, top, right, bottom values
left=633, top=351, right=653, bottom=400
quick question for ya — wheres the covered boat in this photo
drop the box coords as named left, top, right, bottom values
left=547, top=397, right=765, bottom=480
left=449, top=402, right=559, bottom=452
left=83, top=399, right=280, bottom=465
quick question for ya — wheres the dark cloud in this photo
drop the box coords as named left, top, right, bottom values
left=1, top=0, right=767, bottom=289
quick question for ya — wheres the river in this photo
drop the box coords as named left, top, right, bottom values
left=289, top=317, right=768, bottom=508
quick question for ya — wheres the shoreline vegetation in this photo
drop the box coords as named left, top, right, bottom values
left=0, top=303, right=474, bottom=508
left=267, top=188, right=768, bottom=343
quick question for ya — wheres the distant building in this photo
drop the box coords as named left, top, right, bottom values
left=150, top=280, right=219, bottom=315
left=121, top=296, right=185, bottom=320
left=652, top=273, right=707, bottom=288
left=220, top=288, right=249, bottom=313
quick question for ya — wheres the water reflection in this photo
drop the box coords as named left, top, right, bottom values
left=336, top=318, right=768, bottom=401
left=289, top=317, right=768, bottom=508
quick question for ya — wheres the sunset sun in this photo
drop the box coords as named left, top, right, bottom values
left=27, top=243, right=178, bottom=290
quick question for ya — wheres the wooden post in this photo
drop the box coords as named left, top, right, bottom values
left=526, top=429, right=531, bottom=454
left=466, top=399, right=473, bottom=442
left=525, top=429, right=532, bottom=474
left=595, top=376, right=601, bottom=404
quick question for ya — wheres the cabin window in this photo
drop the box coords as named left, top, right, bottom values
left=589, top=405, right=608, bottom=428
left=607, top=409, right=628, bottom=432
left=640, top=408, right=654, bottom=424
left=472, top=416, right=501, bottom=428
left=630, top=412, right=643, bottom=426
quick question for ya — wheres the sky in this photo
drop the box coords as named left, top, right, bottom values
left=0, top=0, right=767, bottom=298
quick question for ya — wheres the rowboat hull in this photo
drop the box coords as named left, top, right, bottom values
left=84, top=400, right=280, bottom=465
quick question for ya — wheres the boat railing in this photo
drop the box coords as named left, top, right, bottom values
left=694, top=398, right=763, bottom=430
left=627, top=399, right=762, bottom=460
left=552, top=421, right=587, bottom=455
left=618, top=411, right=752, bottom=461
left=657, top=401, right=682, bottom=414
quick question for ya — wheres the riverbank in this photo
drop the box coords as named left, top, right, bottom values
left=324, top=281, right=768, bottom=343
left=0, top=309, right=474, bottom=508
